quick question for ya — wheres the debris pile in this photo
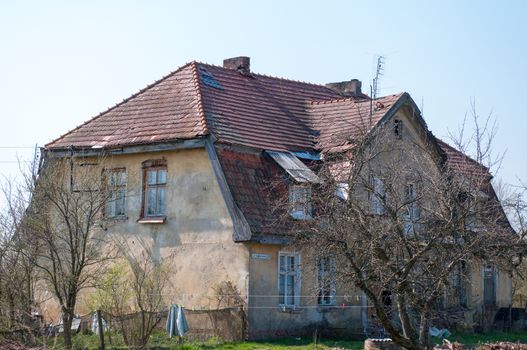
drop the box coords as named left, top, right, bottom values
left=0, top=339, right=47, bottom=350
left=475, top=343, right=527, bottom=350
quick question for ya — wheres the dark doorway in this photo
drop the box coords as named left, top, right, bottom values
left=483, top=265, right=496, bottom=305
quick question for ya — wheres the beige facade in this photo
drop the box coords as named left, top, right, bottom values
left=38, top=147, right=250, bottom=323
left=247, top=242, right=365, bottom=338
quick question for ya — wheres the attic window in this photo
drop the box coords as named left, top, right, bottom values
left=198, top=66, right=223, bottom=90
left=335, top=183, right=349, bottom=201
left=394, top=119, right=403, bottom=139
left=289, top=184, right=312, bottom=220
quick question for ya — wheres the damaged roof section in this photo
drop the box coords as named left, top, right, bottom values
left=266, top=151, right=320, bottom=183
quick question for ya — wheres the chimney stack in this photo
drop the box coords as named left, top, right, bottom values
left=325, top=79, right=362, bottom=97
left=223, top=56, right=251, bottom=75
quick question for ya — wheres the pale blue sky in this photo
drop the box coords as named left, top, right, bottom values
left=1, top=1, right=526, bottom=191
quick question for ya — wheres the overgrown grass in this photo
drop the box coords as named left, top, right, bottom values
left=443, top=331, right=527, bottom=348
left=38, top=330, right=363, bottom=349
left=34, top=330, right=527, bottom=349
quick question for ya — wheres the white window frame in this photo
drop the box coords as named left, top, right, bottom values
left=143, top=166, right=167, bottom=218
left=288, top=184, right=312, bottom=220
left=317, top=256, right=336, bottom=306
left=278, top=252, right=301, bottom=307
left=335, top=182, right=349, bottom=201
left=105, top=168, right=127, bottom=218
left=369, top=175, right=385, bottom=215
left=403, top=182, right=419, bottom=233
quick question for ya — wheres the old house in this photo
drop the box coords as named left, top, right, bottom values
left=41, top=56, right=512, bottom=338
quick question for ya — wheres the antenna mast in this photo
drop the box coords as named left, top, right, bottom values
left=372, top=55, right=385, bottom=100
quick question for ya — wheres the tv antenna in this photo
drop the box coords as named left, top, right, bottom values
left=372, top=55, right=385, bottom=100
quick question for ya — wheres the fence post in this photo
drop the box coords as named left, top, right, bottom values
left=97, top=309, right=105, bottom=350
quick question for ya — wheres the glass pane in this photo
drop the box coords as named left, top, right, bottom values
left=287, top=275, right=295, bottom=305
left=106, top=195, right=115, bottom=217
left=157, top=187, right=166, bottom=215
left=108, top=172, right=115, bottom=186
left=289, top=256, right=295, bottom=271
left=117, top=171, right=127, bottom=186
left=279, top=274, right=285, bottom=304
left=157, top=169, right=167, bottom=184
left=146, top=188, right=156, bottom=215
left=147, top=170, right=157, bottom=185
left=279, top=256, right=285, bottom=272
left=116, top=190, right=125, bottom=216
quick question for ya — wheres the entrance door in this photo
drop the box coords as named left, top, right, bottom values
left=483, top=265, right=496, bottom=305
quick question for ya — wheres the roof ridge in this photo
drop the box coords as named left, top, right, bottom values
left=45, top=61, right=197, bottom=148
left=190, top=62, right=210, bottom=134
left=309, top=92, right=404, bottom=106
left=197, top=61, right=340, bottom=91
left=309, top=96, right=361, bottom=105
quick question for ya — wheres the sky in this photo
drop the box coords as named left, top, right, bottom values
left=0, top=0, right=526, bottom=196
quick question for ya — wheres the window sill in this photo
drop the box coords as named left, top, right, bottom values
left=317, top=304, right=338, bottom=312
left=106, top=215, right=128, bottom=222
left=278, top=305, right=302, bottom=313
left=137, top=217, right=166, bottom=224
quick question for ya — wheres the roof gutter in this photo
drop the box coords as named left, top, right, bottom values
left=43, top=138, right=207, bottom=158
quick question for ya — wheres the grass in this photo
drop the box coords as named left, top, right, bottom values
left=39, top=331, right=364, bottom=349
left=30, top=330, right=527, bottom=349
left=442, top=331, right=527, bottom=348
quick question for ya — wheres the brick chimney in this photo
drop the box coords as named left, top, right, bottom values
left=325, top=79, right=362, bottom=97
left=223, top=56, right=251, bottom=75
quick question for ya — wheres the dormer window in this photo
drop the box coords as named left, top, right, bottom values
left=394, top=119, right=403, bottom=139
left=289, top=184, right=312, bottom=220
left=335, top=183, right=349, bottom=201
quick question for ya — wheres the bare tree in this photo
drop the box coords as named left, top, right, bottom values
left=25, top=155, right=114, bottom=349
left=504, top=184, right=527, bottom=308
left=0, top=178, right=38, bottom=333
left=275, top=104, right=523, bottom=349
left=0, top=156, right=42, bottom=335
left=90, top=238, right=170, bottom=348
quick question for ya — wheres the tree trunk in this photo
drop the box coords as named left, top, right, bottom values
left=418, top=311, right=431, bottom=350
left=62, top=309, right=74, bottom=350
left=396, top=293, right=415, bottom=340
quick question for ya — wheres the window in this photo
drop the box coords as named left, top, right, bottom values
left=335, top=182, right=349, bottom=201
left=142, top=160, right=167, bottom=219
left=105, top=169, right=127, bottom=218
left=317, top=257, right=336, bottom=306
left=394, top=119, right=403, bottom=139
left=278, top=252, right=301, bottom=307
left=289, top=184, right=312, bottom=220
left=403, top=182, right=419, bottom=233
left=458, top=191, right=478, bottom=231
left=369, top=175, right=385, bottom=215
left=448, top=262, right=467, bottom=307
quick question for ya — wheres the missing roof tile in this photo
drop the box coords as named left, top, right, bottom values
left=198, top=66, right=223, bottom=90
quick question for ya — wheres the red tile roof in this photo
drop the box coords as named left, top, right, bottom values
left=216, top=147, right=284, bottom=235
left=44, top=58, right=500, bottom=237
left=46, top=62, right=208, bottom=149
left=46, top=61, right=348, bottom=151
left=435, top=138, right=491, bottom=178
left=199, top=64, right=340, bottom=151
left=310, top=93, right=403, bottom=152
